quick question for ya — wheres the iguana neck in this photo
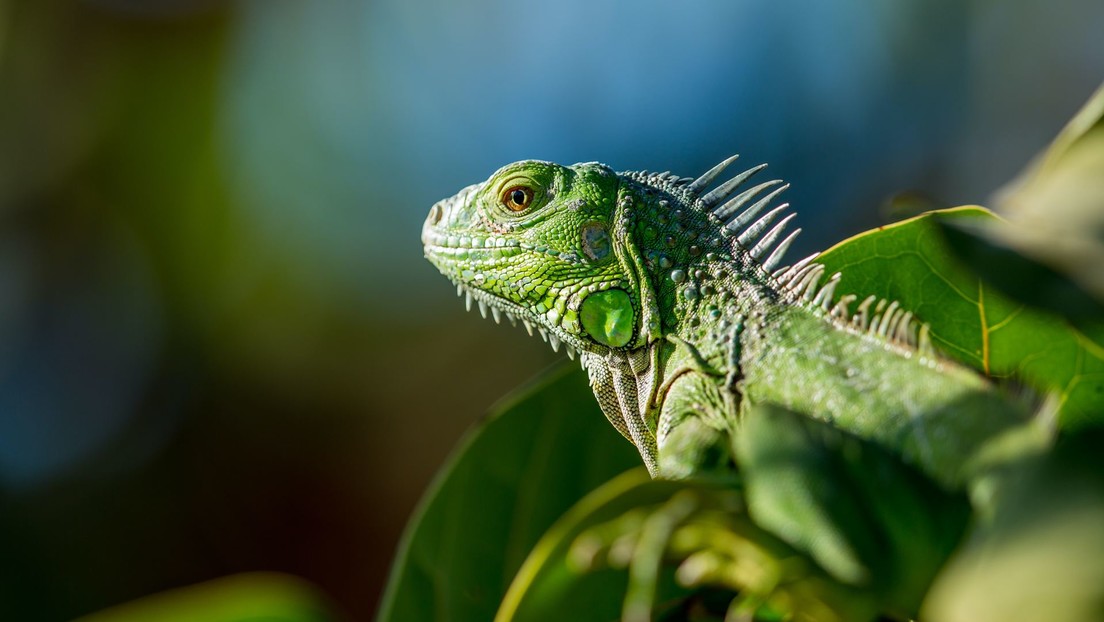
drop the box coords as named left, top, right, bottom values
left=615, top=176, right=781, bottom=352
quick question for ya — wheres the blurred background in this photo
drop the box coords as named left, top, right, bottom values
left=0, top=0, right=1101, bottom=619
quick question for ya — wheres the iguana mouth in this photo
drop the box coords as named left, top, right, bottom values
left=421, top=226, right=586, bottom=266
left=443, top=277, right=585, bottom=361
left=421, top=183, right=594, bottom=360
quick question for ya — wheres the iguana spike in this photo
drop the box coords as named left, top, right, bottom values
left=549, top=334, right=562, bottom=352
left=701, top=169, right=777, bottom=209
left=465, top=291, right=473, bottom=312
left=811, top=273, right=842, bottom=309
left=896, top=312, right=914, bottom=343
left=778, top=261, right=820, bottom=293
left=730, top=185, right=790, bottom=234
left=749, top=212, right=797, bottom=260
left=522, top=319, right=534, bottom=336
left=798, top=266, right=826, bottom=301
left=762, top=228, right=801, bottom=272
left=878, top=301, right=900, bottom=338
left=918, top=323, right=934, bottom=355
left=831, top=294, right=857, bottom=320
left=491, top=306, right=502, bottom=324
left=774, top=252, right=820, bottom=281
left=867, top=300, right=888, bottom=335
left=685, top=154, right=741, bottom=195
left=478, top=300, right=489, bottom=319
left=886, top=307, right=908, bottom=341
left=854, top=295, right=877, bottom=330
left=740, top=206, right=791, bottom=249
left=717, top=180, right=785, bottom=228
left=705, top=174, right=778, bottom=214
left=703, top=165, right=770, bottom=218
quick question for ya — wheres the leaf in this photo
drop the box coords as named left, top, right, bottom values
left=922, top=427, right=1104, bottom=622
left=937, top=218, right=1104, bottom=325
left=73, top=573, right=335, bottom=622
left=735, top=403, right=969, bottom=617
left=954, top=83, right=1104, bottom=310
left=497, top=470, right=880, bottom=622
left=815, top=206, right=1104, bottom=429
left=495, top=470, right=699, bottom=622
left=376, top=363, right=640, bottom=622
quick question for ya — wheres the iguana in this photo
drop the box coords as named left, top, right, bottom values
left=421, top=157, right=1049, bottom=492
left=421, top=157, right=1061, bottom=619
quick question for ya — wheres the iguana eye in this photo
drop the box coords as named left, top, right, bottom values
left=502, top=186, right=534, bottom=212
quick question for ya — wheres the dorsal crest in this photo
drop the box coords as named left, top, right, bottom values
left=677, top=154, right=932, bottom=354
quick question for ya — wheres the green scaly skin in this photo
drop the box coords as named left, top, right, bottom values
left=421, top=158, right=1046, bottom=492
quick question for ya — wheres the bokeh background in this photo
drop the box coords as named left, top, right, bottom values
left=0, top=1, right=1101, bottom=619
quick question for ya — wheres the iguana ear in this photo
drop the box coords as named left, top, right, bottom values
left=612, top=185, right=663, bottom=347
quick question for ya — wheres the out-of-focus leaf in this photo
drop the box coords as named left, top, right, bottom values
left=498, top=469, right=882, bottom=622
left=376, top=363, right=639, bottom=622
left=960, top=83, right=1104, bottom=308
left=815, top=206, right=1104, bottom=429
left=495, top=470, right=699, bottom=622
left=937, top=218, right=1104, bottom=324
left=923, top=427, right=1104, bottom=622
left=735, top=404, right=969, bottom=618
left=73, top=573, right=335, bottom=622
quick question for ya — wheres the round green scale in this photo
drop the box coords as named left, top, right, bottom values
left=580, top=288, right=634, bottom=348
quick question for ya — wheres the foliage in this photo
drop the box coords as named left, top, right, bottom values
left=73, top=573, right=336, bottom=622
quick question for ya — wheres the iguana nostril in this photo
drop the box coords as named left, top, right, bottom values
left=428, top=204, right=443, bottom=225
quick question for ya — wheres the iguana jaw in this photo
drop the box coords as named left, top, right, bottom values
left=422, top=181, right=615, bottom=359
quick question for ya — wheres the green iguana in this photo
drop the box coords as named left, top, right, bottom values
left=421, top=157, right=1049, bottom=494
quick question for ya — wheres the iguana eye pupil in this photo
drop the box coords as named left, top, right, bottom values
left=503, top=186, right=533, bottom=211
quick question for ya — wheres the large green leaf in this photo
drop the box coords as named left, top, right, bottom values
left=815, top=206, right=1104, bottom=429
left=933, top=84, right=1104, bottom=321
left=923, top=427, right=1104, bottom=622
left=376, top=363, right=639, bottom=622
left=74, top=573, right=335, bottom=622
left=987, top=82, right=1104, bottom=305
left=495, top=470, right=702, bottom=622
left=735, top=403, right=969, bottom=619
left=498, top=469, right=881, bottom=622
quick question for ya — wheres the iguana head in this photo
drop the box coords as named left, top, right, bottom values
left=423, top=156, right=799, bottom=357
left=422, top=160, right=644, bottom=357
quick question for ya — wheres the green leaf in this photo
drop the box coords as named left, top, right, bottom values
left=936, top=218, right=1104, bottom=324
left=74, top=573, right=335, bottom=622
left=377, top=363, right=640, bottom=622
left=923, top=427, right=1104, bottom=622
left=495, top=470, right=699, bottom=622
left=735, top=403, right=969, bottom=618
left=953, top=83, right=1104, bottom=311
left=815, top=206, right=1104, bottom=429
left=498, top=470, right=881, bottom=622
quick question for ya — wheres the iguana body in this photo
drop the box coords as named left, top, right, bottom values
left=421, top=157, right=1043, bottom=492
